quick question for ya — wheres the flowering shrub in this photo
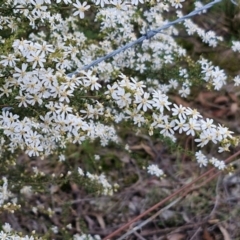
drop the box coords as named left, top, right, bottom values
left=0, top=0, right=239, bottom=238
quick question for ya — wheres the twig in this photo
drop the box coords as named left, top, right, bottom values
left=140, top=220, right=208, bottom=236
left=103, top=150, right=240, bottom=240
left=189, top=227, right=202, bottom=240
left=133, top=231, right=147, bottom=240
left=118, top=167, right=224, bottom=240
left=117, top=197, right=183, bottom=240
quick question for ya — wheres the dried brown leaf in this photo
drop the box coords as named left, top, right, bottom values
left=172, top=96, right=191, bottom=107
left=95, top=213, right=106, bottom=229
left=197, top=92, right=216, bottom=107
left=167, top=233, right=186, bottom=240
left=203, top=227, right=215, bottom=240
left=214, top=95, right=229, bottom=105
left=130, top=143, right=155, bottom=159
left=208, top=219, right=220, bottom=224
left=140, top=143, right=156, bottom=159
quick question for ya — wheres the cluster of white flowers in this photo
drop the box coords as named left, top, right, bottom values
left=232, top=41, right=240, bottom=52
left=101, top=73, right=235, bottom=154
left=233, top=75, right=240, bottom=86
left=174, top=3, right=223, bottom=48
left=0, top=222, right=34, bottom=240
left=195, top=150, right=226, bottom=170
left=0, top=177, right=14, bottom=207
left=73, top=233, right=101, bottom=240
left=78, top=167, right=113, bottom=195
left=194, top=1, right=207, bottom=14
left=147, top=164, right=164, bottom=177
left=0, top=0, right=236, bottom=184
left=198, top=58, right=227, bottom=90
left=179, top=16, right=222, bottom=47
left=0, top=0, right=238, bottom=237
